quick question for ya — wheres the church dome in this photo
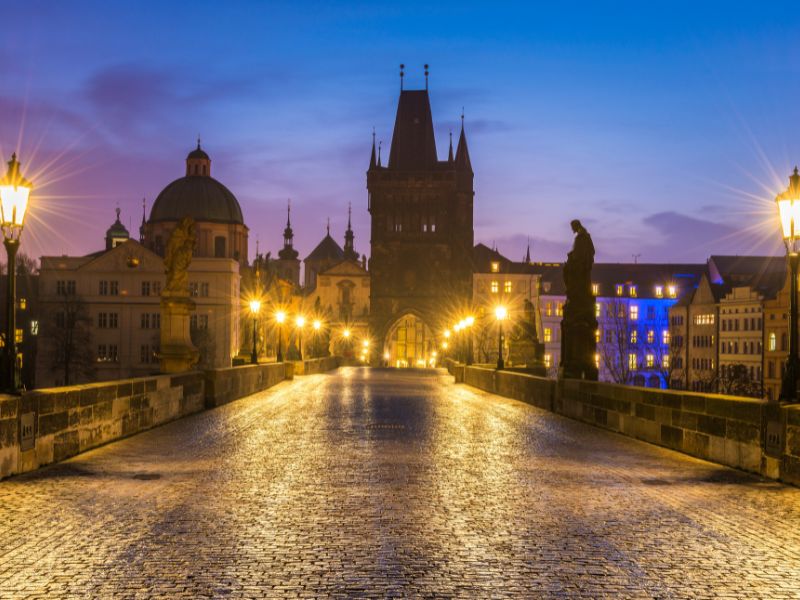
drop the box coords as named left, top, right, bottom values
left=149, top=143, right=244, bottom=225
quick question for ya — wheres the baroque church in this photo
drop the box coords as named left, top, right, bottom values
left=367, top=81, right=474, bottom=367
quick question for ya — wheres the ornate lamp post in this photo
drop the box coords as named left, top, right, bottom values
left=495, top=305, right=508, bottom=370
left=776, top=167, right=800, bottom=402
left=248, top=300, right=261, bottom=364
left=295, top=315, right=305, bottom=360
left=0, top=154, right=31, bottom=392
left=275, top=310, right=286, bottom=362
left=465, top=315, right=475, bottom=365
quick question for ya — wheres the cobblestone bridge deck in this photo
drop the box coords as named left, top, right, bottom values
left=1, top=368, right=800, bottom=598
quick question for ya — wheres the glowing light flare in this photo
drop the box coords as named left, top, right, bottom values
left=443, top=329, right=451, bottom=339
left=248, top=299, right=261, bottom=315
left=495, top=306, right=508, bottom=321
left=295, top=315, right=305, bottom=328
left=275, top=310, right=286, bottom=324
left=362, top=340, right=369, bottom=348
left=313, top=320, right=322, bottom=331
left=383, top=352, right=390, bottom=360
left=0, top=154, right=32, bottom=230
left=465, top=316, right=475, bottom=327
left=343, top=329, right=351, bottom=338
left=442, top=341, right=449, bottom=349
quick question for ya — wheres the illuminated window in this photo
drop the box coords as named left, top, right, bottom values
left=544, top=353, right=552, bottom=368
left=595, top=302, right=601, bottom=317
left=491, top=281, right=499, bottom=294
left=616, top=284, right=624, bottom=296
left=594, top=353, right=600, bottom=368
left=631, top=329, right=638, bottom=344
left=629, top=286, right=637, bottom=298
left=15, top=329, right=23, bottom=344
left=628, top=353, right=637, bottom=370
left=18, top=298, right=26, bottom=310
left=662, top=330, right=670, bottom=345
left=595, top=329, right=600, bottom=343
left=768, top=332, right=777, bottom=351
left=490, top=262, right=500, bottom=273
left=630, top=305, right=639, bottom=321
left=646, top=354, right=654, bottom=368
left=591, top=283, right=599, bottom=295
left=655, top=286, right=663, bottom=298
left=545, top=302, right=552, bottom=316
left=647, top=330, right=655, bottom=344
left=556, top=302, right=563, bottom=316
left=668, top=285, right=677, bottom=298
left=662, top=355, right=670, bottom=368
left=504, top=281, right=513, bottom=293
left=30, top=320, right=39, bottom=336
left=544, top=328, right=552, bottom=342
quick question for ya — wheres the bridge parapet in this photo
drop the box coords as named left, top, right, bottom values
left=457, top=365, right=800, bottom=487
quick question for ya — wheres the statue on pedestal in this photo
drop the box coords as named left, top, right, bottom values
left=159, top=217, right=200, bottom=373
left=560, top=219, right=598, bottom=380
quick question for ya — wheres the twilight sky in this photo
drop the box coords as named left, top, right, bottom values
left=1, top=1, right=798, bottom=264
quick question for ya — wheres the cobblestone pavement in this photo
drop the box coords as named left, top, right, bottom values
left=2, top=368, right=800, bottom=598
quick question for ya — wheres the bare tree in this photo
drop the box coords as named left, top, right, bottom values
left=43, top=293, right=94, bottom=386
left=598, top=299, right=633, bottom=384
left=717, top=363, right=761, bottom=398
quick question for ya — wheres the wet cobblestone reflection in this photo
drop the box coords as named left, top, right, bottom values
left=2, top=367, right=800, bottom=598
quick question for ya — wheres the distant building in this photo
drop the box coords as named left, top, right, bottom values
left=274, top=201, right=301, bottom=288
left=368, top=84, right=474, bottom=367
left=303, top=224, right=344, bottom=292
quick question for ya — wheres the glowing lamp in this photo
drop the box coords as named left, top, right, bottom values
left=313, top=319, right=321, bottom=331
left=495, top=306, right=508, bottom=321
left=777, top=167, right=800, bottom=250
left=275, top=310, right=286, bottom=324
left=249, top=299, right=261, bottom=315
left=343, top=329, right=351, bottom=338
left=295, top=315, right=305, bottom=328
left=443, top=329, right=451, bottom=339
left=465, top=316, right=475, bottom=327
left=0, top=154, right=32, bottom=234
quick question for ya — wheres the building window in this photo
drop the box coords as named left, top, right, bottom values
left=662, top=355, right=670, bottom=368
left=98, top=312, right=108, bottom=328
left=556, top=302, right=563, bottom=316
left=140, top=344, right=159, bottom=364
left=109, top=313, right=118, bottom=328
left=647, top=306, right=655, bottom=320
left=99, top=280, right=108, bottom=295
left=646, top=330, right=654, bottom=344
left=616, top=284, right=623, bottom=296
left=769, top=332, right=776, bottom=351
left=594, top=353, right=600, bottom=368
left=628, top=353, right=637, bottom=370
left=110, top=281, right=119, bottom=296
left=545, top=302, right=552, bottom=316
left=630, top=305, right=639, bottom=321
left=491, top=281, right=499, bottom=294
left=605, top=330, right=612, bottom=343
left=629, top=285, right=637, bottom=298
left=490, top=262, right=499, bottom=273
left=595, top=329, right=600, bottom=343
left=544, top=328, right=552, bottom=342
left=544, top=353, right=552, bottom=368
left=30, top=320, right=39, bottom=336
left=595, top=302, right=601, bottom=317
left=18, top=298, right=26, bottom=310
left=153, top=281, right=162, bottom=295
left=646, top=354, right=654, bottom=368
left=57, top=280, right=76, bottom=295
left=668, top=285, right=677, bottom=298
left=591, top=283, right=599, bottom=295
left=662, top=330, right=670, bottom=345
left=142, top=281, right=151, bottom=296
left=190, top=314, right=209, bottom=330
left=504, top=281, right=513, bottom=293
left=655, top=286, right=663, bottom=298
left=630, top=329, right=638, bottom=344
left=189, top=282, right=199, bottom=296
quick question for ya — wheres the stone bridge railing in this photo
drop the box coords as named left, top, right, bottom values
left=0, top=356, right=341, bottom=480
left=449, top=363, right=800, bottom=487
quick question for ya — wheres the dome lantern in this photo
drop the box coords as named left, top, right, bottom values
left=186, top=137, right=211, bottom=177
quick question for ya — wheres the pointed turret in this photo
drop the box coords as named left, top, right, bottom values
left=448, top=131, right=454, bottom=162
left=369, top=129, right=377, bottom=170
left=455, top=113, right=472, bottom=172
left=106, top=207, right=130, bottom=250
left=343, top=202, right=359, bottom=261
left=524, top=239, right=531, bottom=264
left=278, top=199, right=299, bottom=260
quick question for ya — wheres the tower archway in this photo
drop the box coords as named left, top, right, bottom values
left=384, top=313, right=435, bottom=368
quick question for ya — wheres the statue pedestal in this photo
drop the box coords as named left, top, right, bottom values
left=159, top=294, right=199, bottom=373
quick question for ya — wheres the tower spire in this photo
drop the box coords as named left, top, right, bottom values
left=286, top=198, right=292, bottom=227
left=377, top=141, right=382, bottom=167
left=344, top=202, right=358, bottom=261
left=455, top=108, right=472, bottom=173
left=525, top=238, right=531, bottom=264
left=400, top=63, right=405, bottom=91
left=424, top=63, right=429, bottom=90
left=369, top=128, right=377, bottom=169
left=278, top=198, right=299, bottom=261
left=327, top=217, right=330, bottom=235
left=448, top=130, right=453, bottom=162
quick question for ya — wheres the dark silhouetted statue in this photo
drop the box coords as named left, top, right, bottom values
left=560, top=220, right=598, bottom=380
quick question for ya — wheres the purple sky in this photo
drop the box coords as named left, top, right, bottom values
left=1, top=2, right=798, bottom=265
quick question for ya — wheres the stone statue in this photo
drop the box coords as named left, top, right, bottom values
left=158, top=217, right=199, bottom=372
left=164, top=217, right=196, bottom=295
left=560, top=220, right=598, bottom=380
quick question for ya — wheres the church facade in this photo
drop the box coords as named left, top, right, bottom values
left=367, top=87, right=474, bottom=367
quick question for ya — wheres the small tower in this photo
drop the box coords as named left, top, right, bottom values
left=186, top=138, right=211, bottom=177
left=343, top=203, right=359, bottom=261
left=275, top=200, right=301, bottom=287
left=105, top=207, right=130, bottom=251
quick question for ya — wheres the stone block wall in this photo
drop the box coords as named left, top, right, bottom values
left=292, top=356, right=340, bottom=375
left=204, top=363, right=292, bottom=408
left=458, top=366, right=800, bottom=486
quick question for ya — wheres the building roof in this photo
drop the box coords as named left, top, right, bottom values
left=474, top=243, right=540, bottom=275
left=707, top=255, right=785, bottom=299
left=304, top=233, right=344, bottom=263
left=388, top=90, right=438, bottom=170
left=150, top=176, right=243, bottom=224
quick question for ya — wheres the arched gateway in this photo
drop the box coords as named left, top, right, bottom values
left=384, top=314, right=435, bottom=368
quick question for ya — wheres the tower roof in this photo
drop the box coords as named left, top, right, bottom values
left=455, top=118, right=472, bottom=172
left=305, top=233, right=344, bottom=263
left=388, top=90, right=438, bottom=170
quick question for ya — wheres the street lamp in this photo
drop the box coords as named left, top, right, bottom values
left=248, top=300, right=261, bottom=364
left=495, top=305, right=508, bottom=370
left=275, top=310, right=286, bottom=362
left=776, top=167, right=800, bottom=402
left=312, top=319, right=322, bottom=358
left=0, top=154, right=31, bottom=392
left=295, top=315, right=305, bottom=360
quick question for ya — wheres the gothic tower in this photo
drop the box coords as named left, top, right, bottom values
left=275, top=200, right=301, bottom=287
left=367, top=81, right=474, bottom=366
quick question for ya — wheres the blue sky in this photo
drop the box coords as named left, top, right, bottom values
left=1, top=1, right=797, bottom=263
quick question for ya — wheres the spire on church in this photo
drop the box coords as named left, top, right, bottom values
left=278, top=198, right=299, bottom=260
left=524, top=238, right=531, bottom=264
left=455, top=109, right=472, bottom=172
left=343, top=202, right=358, bottom=261
left=377, top=141, right=382, bottom=167
left=448, top=130, right=454, bottom=162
